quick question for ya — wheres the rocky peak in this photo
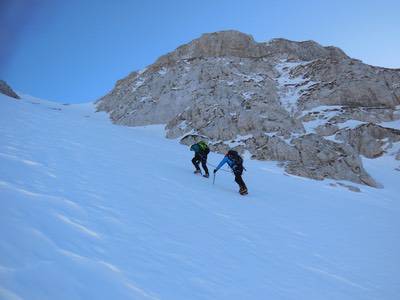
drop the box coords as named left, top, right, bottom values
left=265, top=38, right=349, bottom=61
left=153, top=30, right=348, bottom=68
left=153, top=30, right=261, bottom=67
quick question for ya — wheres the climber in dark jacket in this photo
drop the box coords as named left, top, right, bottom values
left=214, top=150, right=248, bottom=195
left=190, top=141, right=210, bottom=178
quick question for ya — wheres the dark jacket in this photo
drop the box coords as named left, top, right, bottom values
left=190, top=143, right=209, bottom=156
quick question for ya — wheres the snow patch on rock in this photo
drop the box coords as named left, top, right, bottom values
left=275, top=60, right=317, bottom=114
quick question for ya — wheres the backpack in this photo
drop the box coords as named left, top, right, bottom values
left=198, top=141, right=210, bottom=154
left=227, top=150, right=243, bottom=168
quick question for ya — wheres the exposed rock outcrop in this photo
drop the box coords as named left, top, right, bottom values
left=336, top=124, right=400, bottom=158
left=287, top=134, right=377, bottom=187
left=97, top=30, right=400, bottom=187
left=0, top=80, right=20, bottom=99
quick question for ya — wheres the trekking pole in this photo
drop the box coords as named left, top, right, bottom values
left=213, top=173, right=216, bottom=185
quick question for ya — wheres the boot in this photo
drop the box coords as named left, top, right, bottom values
left=203, top=173, right=209, bottom=178
left=239, top=186, right=248, bottom=195
left=194, top=169, right=201, bottom=174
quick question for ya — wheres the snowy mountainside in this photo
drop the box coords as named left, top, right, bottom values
left=0, top=94, right=400, bottom=299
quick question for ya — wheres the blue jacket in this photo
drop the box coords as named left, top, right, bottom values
left=215, top=156, right=235, bottom=171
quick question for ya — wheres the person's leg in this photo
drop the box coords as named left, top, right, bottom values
left=234, top=170, right=247, bottom=191
left=192, top=155, right=201, bottom=171
left=200, top=155, right=209, bottom=175
left=235, top=174, right=246, bottom=187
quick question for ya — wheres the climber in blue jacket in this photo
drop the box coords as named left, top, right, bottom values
left=214, top=150, right=248, bottom=195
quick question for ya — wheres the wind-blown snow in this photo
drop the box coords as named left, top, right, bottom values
left=132, top=78, right=145, bottom=92
left=300, top=105, right=343, bottom=118
left=242, top=91, right=254, bottom=100
left=0, top=94, right=399, bottom=300
left=275, top=60, right=317, bottom=114
left=223, top=134, right=254, bottom=148
left=158, top=67, right=168, bottom=76
left=301, top=105, right=344, bottom=134
left=336, top=119, right=367, bottom=130
left=380, top=119, right=400, bottom=130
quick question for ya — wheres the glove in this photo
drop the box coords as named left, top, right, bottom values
left=213, top=169, right=217, bottom=174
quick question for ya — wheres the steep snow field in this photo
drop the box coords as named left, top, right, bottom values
left=0, top=94, right=399, bottom=300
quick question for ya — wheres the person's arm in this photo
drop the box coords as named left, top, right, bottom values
left=215, top=156, right=228, bottom=172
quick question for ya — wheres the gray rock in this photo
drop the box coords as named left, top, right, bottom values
left=296, top=59, right=400, bottom=110
left=286, top=134, right=378, bottom=187
left=0, top=80, right=20, bottom=99
left=336, top=124, right=400, bottom=158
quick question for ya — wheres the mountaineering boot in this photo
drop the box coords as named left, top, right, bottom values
left=194, top=169, right=201, bottom=175
left=239, top=186, right=248, bottom=195
left=203, top=173, right=209, bottom=178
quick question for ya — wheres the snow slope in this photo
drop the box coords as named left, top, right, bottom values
left=0, top=94, right=399, bottom=300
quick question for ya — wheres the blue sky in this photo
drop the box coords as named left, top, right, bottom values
left=1, top=0, right=400, bottom=103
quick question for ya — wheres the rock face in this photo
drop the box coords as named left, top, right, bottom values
left=97, top=30, right=400, bottom=187
left=336, top=124, right=400, bottom=158
left=0, top=80, right=20, bottom=99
